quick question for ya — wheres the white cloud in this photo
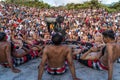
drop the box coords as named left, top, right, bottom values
left=43, top=0, right=119, bottom=6
left=43, top=0, right=89, bottom=6
left=101, top=0, right=119, bottom=4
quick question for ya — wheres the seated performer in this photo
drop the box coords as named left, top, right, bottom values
left=79, top=30, right=120, bottom=80
left=115, top=33, right=120, bottom=63
left=0, top=32, right=20, bottom=73
left=0, top=32, right=40, bottom=68
left=38, top=33, right=81, bottom=80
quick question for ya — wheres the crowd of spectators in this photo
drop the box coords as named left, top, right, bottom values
left=0, top=2, right=120, bottom=69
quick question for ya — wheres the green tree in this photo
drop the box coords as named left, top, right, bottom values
left=90, top=0, right=101, bottom=9
left=111, top=1, right=120, bottom=11
left=34, top=0, right=39, bottom=2
left=11, top=0, right=14, bottom=3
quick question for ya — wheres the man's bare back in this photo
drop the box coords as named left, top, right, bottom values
left=0, top=42, right=9, bottom=63
left=100, top=43, right=120, bottom=67
left=38, top=33, right=81, bottom=80
left=45, top=45, right=69, bottom=68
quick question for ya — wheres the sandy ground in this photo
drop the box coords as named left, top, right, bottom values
left=0, top=58, right=120, bottom=80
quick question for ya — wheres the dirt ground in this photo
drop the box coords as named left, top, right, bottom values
left=0, top=58, right=120, bottom=80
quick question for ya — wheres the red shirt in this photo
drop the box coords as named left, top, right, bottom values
left=13, top=23, right=18, bottom=28
left=17, top=19, right=22, bottom=23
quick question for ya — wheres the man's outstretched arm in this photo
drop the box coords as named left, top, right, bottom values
left=66, top=48, right=81, bottom=80
left=107, top=45, right=113, bottom=80
left=38, top=47, right=47, bottom=80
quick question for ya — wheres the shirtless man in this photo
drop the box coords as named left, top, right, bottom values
left=79, top=30, right=120, bottom=80
left=38, top=33, right=81, bottom=80
left=0, top=32, right=20, bottom=73
left=115, top=33, right=120, bottom=63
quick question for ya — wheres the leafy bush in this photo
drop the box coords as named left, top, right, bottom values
left=5, top=0, right=50, bottom=8
left=4, top=0, right=120, bottom=12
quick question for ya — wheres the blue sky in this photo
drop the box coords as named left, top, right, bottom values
left=42, top=0, right=119, bottom=6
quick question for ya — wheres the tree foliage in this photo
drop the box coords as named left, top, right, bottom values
left=3, top=0, right=120, bottom=12
left=110, top=1, right=120, bottom=11
left=5, top=0, right=50, bottom=8
left=66, top=0, right=102, bottom=10
left=65, top=0, right=120, bottom=13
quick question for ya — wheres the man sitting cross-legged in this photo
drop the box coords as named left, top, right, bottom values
left=38, top=33, right=81, bottom=80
